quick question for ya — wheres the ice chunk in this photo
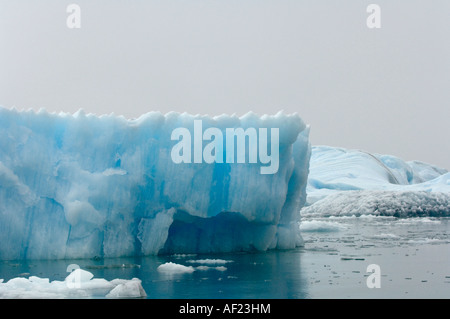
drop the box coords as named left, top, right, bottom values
left=106, top=278, right=147, bottom=298
left=0, top=270, right=146, bottom=299
left=65, top=268, right=94, bottom=284
left=157, top=262, right=195, bottom=274
left=186, top=259, right=233, bottom=265
left=0, top=107, right=310, bottom=259
left=157, top=261, right=227, bottom=274
left=195, top=265, right=227, bottom=271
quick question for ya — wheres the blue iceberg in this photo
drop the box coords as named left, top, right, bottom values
left=0, top=107, right=311, bottom=260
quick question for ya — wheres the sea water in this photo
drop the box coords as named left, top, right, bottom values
left=0, top=216, right=449, bottom=299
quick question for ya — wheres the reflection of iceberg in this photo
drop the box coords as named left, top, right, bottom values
left=0, top=107, right=310, bottom=260
left=303, top=146, right=450, bottom=217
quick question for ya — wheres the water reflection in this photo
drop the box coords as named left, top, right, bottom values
left=3, top=217, right=448, bottom=298
left=145, top=250, right=309, bottom=298
left=0, top=250, right=309, bottom=299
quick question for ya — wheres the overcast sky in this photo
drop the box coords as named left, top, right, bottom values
left=0, top=1, right=449, bottom=169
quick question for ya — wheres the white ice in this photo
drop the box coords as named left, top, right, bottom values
left=157, top=262, right=195, bottom=274
left=303, top=146, right=450, bottom=218
left=186, top=259, right=233, bottom=265
left=0, top=268, right=146, bottom=299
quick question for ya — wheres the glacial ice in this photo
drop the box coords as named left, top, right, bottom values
left=157, top=262, right=195, bottom=274
left=301, top=190, right=450, bottom=218
left=157, top=261, right=228, bottom=274
left=0, top=107, right=310, bottom=260
left=186, top=259, right=233, bottom=265
left=303, top=146, right=450, bottom=217
left=0, top=268, right=146, bottom=298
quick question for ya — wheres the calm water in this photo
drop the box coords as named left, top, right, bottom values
left=1, top=216, right=449, bottom=298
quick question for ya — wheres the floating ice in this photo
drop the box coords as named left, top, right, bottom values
left=0, top=107, right=311, bottom=260
left=303, top=146, right=450, bottom=218
left=299, top=220, right=348, bottom=232
left=106, top=279, right=147, bottom=298
left=65, top=268, right=94, bottom=284
left=157, top=262, right=195, bottom=274
left=0, top=268, right=146, bottom=299
left=195, top=265, right=228, bottom=271
left=186, top=259, right=233, bottom=265
left=368, top=233, right=401, bottom=239
left=157, top=261, right=227, bottom=274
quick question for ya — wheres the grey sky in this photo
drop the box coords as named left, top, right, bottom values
left=0, top=1, right=449, bottom=169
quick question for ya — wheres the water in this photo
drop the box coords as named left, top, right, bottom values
left=1, top=216, right=449, bottom=299
left=300, top=215, right=450, bottom=298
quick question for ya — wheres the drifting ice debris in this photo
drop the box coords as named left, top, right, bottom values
left=0, top=268, right=146, bottom=299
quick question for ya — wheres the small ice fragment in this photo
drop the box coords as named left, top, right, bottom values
left=157, top=262, right=195, bottom=274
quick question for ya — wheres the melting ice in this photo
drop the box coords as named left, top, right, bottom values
left=303, top=146, right=450, bottom=218
left=0, top=107, right=310, bottom=260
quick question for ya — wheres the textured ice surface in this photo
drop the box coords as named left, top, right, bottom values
left=0, top=107, right=310, bottom=260
left=157, top=262, right=195, bottom=274
left=0, top=268, right=146, bottom=298
left=186, top=259, right=233, bottom=265
left=157, top=261, right=228, bottom=274
left=303, top=146, right=450, bottom=217
left=301, top=190, right=450, bottom=218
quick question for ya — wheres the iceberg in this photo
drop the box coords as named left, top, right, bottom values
left=303, top=146, right=450, bottom=217
left=0, top=107, right=311, bottom=260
